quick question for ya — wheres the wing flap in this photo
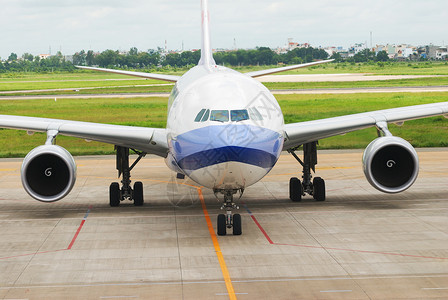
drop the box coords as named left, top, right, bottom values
left=283, top=102, right=448, bottom=150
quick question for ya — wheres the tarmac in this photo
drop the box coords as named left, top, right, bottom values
left=0, top=149, right=447, bottom=299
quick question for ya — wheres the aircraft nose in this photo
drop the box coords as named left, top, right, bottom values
left=173, top=124, right=283, bottom=173
left=212, top=124, right=283, bottom=166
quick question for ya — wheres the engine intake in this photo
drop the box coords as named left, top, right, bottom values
left=363, top=136, right=419, bottom=193
left=21, top=145, right=77, bottom=202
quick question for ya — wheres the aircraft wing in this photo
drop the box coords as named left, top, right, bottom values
left=0, top=115, right=168, bottom=157
left=283, top=102, right=448, bottom=150
left=76, top=66, right=180, bottom=83
left=246, top=59, right=334, bottom=78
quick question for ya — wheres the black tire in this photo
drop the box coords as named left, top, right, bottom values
left=313, top=177, right=326, bottom=201
left=109, top=182, right=120, bottom=207
left=217, top=214, right=227, bottom=236
left=232, top=214, right=242, bottom=235
left=289, top=177, right=302, bottom=202
left=133, top=181, right=144, bottom=206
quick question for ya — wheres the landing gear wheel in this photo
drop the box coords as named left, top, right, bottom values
left=289, top=177, right=302, bottom=202
left=217, top=214, right=227, bottom=236
left=109, top=182, right=120, bottom=207
left=133, top=181, right=144, bottom=206
left=313, top=177, right=326, bottom=201
left=232, top=214, right=242, bottom=235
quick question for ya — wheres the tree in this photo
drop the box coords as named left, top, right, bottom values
left=129, top=47, right=138, bottom=56
left=95, top=50, right=120, bottom=67
left=22, top=53, right=34, bottom=61
left=256, top=47, right=275, bottom=65
left=73, top=50, right=87, bottom=65
left=353, top=49, right=375, bottom=62
left=8, top=53, right=17, bottom=61
left=330, top=52, right=342, bottom=62
left=376, top=50, right=389, bottom=62
left=86, top=50, right=95, bottom=66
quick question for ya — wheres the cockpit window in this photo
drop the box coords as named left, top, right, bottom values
left=248, top=107, right=263, bottom=121
left=201, top=109, right=210, bottom=122
left=230, top=109, right=249, bottom=122
left=197, top=108, right=254, bottom=123
left=210, top=110, right=229, bottom=122
left=194, top=109, right=206, bottom=122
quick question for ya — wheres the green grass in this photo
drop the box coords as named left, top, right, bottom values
left=0, top=78, right=167, bottom=92
left=2, top=85, right=174, bottom=96
left=1, top=93, right=447, bottom=157
left=222, top=61, right=448, bottom=75
left=265, top=77, right=448, bottom=90
left=0, top=97, right=168, bottom=157
left=1, top=64, right=448, bottom=157
left=2, top=63, right=448, bottom=95
left=281, top=61, right=448, bottom=75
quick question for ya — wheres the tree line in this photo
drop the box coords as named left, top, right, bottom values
left=73, top=46, right=330, bottom=68
left=0, top=52, right=74, bottom=73
left=1, top=46, right=331, bottom=72
left=1, top=46, right=396, bottom=73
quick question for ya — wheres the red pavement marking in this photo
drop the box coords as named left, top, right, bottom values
left=0, top=206, right=91, bottom=260
left=244, top=203, right=448, bottom=261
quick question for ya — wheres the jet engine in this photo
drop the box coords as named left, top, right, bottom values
left=21, top=145, right=77, bottom=202
left=363, top=136, right=419, bottom=193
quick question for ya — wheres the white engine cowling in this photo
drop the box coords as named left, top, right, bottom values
left=363, top=136, right=419, bottom=193
left=21, top=145, right=77, bottom=202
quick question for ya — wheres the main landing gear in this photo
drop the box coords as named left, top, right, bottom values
left=216, top=190, right=242, bottom=236
left=109, top=146, right=147, bottom=207
left=288, top=142, right=326, bottom=202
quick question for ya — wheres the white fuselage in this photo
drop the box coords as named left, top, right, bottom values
left=165, top=65, right=285, bottom=191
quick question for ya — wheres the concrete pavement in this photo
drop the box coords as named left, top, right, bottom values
left=0, top=149, right=447, bottom=299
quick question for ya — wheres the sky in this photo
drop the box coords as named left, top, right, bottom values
left=1, top=0, right=447, bottom=59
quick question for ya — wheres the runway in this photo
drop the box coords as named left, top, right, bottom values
left=0, top=149, right=447, bottom=299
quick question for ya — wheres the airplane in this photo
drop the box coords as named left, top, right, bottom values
left=1, top=0, right=448, bottom=236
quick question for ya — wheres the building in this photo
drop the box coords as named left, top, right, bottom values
left=436, top=47, right=448, bottom=60
left=348, top=43, right=368, bottom=57
left=39, top=54, right=51, bottom=60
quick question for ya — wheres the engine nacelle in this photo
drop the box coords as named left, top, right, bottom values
left=363, top=136, right=419, bottom=193
left=21, top=145, right=77, bottom=202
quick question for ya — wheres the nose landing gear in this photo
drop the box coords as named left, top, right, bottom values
left=216, top=190, right=242, bottom=236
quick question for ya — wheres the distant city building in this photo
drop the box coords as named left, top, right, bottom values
left=418, top=45, right=441, bottom=60
left=436, top=47, right=448, bottom=60
left=348, top=43, right=368, bottom=57
left=39, top=54, right=51, bottom=60
left=275, top=39, right=312, bottom=54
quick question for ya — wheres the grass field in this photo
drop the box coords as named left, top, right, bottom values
left=0, top=92, right=447, bottom=157
left=1, top=62, right=447, bottom=157
left=2, top=77, right=448, bottom=96
left=1, top=62, right=448, bottom=95
left=282, top=61, right=448, bottom=75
